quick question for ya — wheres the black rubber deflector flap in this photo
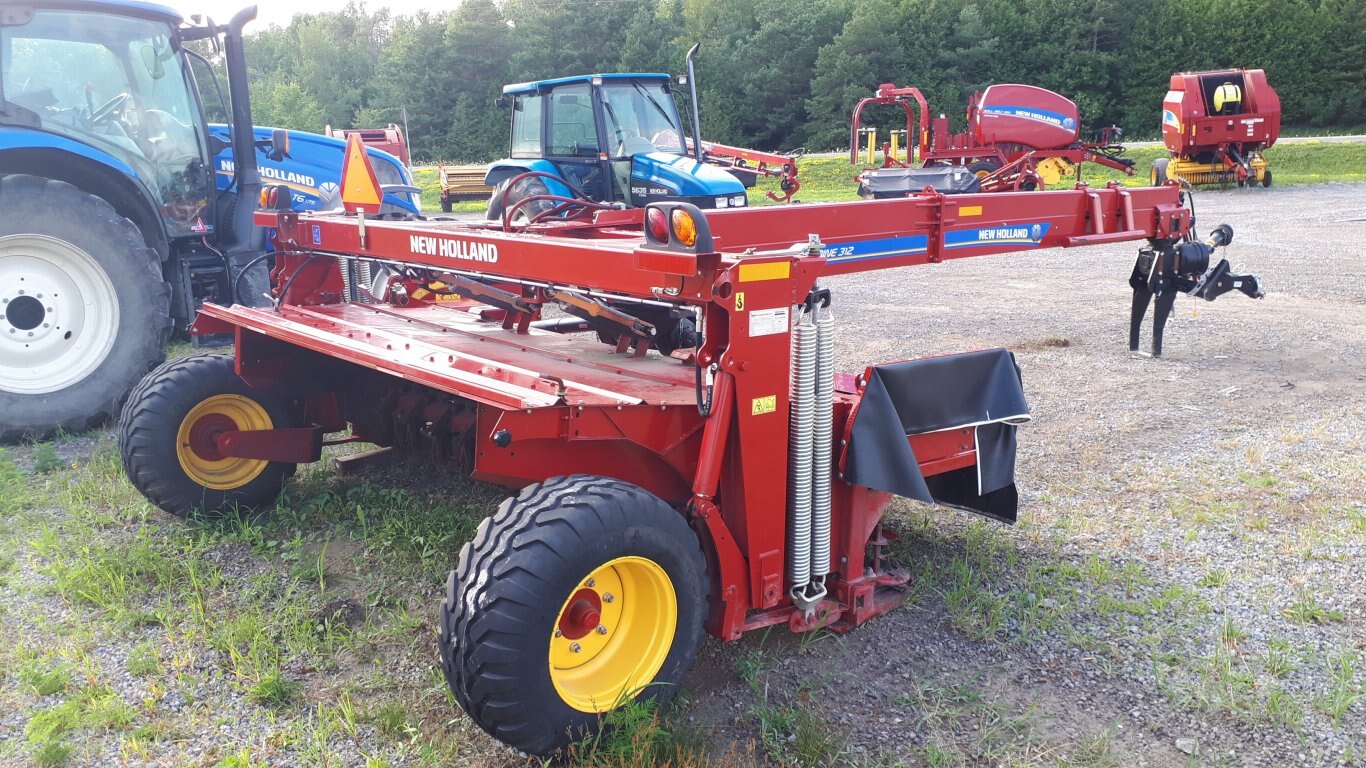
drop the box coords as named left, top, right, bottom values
left=857, top=166, right=983, bottom=198
left=846, top=349, right=1030, bottom=523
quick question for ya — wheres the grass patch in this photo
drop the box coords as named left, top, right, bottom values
left=570, top=698, right=734, bottom=768
left=31, top=443, right=64, bottom=475
left=410, top=142, right=1365, bottom=213
left=1282, top=592, right=1345, bottom=625
left=18, top=658, right=75, bottom=696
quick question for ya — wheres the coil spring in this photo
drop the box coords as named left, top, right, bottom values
left=787, top=308, right=817, bottom=594
left=337, top=257, right=354, bottom=303
left=810, top=307, right=835, bottom=585
left=355, top=260, right=374, bottom=303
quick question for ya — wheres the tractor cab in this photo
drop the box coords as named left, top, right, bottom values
left=1, top=3, right=220, bottom=238
left=487, top=73, right=746, bottom=215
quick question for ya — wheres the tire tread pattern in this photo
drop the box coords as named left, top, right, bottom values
left=0, top=174, right=170, bottom=441
left=118, top=354, right=295, bottom=517
left=438, top=474, right=707, bottom=756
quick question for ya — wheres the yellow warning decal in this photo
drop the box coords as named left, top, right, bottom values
left=751, top=395, right=777, bottom=416
left=959, top=205, right=983, bottom=217
left=738, top=261, right=790, bottom=282
left=734, top=291, right=746, bottom=311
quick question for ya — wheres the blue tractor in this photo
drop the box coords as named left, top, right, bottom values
left=484, top=57, right=752, bottom=222
left=0, top=1, right=419, bottom=441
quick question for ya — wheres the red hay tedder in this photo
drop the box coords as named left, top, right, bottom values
left=118, top=134, right=1261, bottom=756
left=852, top=83, right=1135, bottom=195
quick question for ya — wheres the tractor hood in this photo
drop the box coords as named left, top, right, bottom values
left=632, top=152, right=747, bottom=207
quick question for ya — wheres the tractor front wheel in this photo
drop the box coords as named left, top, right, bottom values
left=485, top=177, right=557, bottom=223
left=119, top=354, right=296, bottom=517
left=439, top=475, right=707, bottom=756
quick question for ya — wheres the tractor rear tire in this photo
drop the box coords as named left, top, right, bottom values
left=1151, top=158, right=1170, bottom=186
left=485, top=177, right=556, bottom=223
left=0, top=175, right=171, bottom=442
left=439, top=474, right=707, bottom=757
left=119, top=354, right=296, bottom=517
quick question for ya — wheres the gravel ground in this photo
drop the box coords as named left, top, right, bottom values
left=0, top=183, right=1361, bottom=767
left=681, top=182, right=1365, bottom=766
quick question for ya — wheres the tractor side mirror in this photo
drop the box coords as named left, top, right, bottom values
left=495, top=95, right=512, bottom=110
left=267, top=128, right=290, bottom=161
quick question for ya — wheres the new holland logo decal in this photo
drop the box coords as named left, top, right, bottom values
left=945, top=223, right=1052, bottom=249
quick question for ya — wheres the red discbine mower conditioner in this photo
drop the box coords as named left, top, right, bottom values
left=118, top=140, right=1261, bottom=755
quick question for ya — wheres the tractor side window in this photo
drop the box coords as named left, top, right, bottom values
left=510, top=93, right=542, bottom=158
left=548, top=84, right=596, bottom=157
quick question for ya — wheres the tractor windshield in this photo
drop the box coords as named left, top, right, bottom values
left=0, top=9, right=212, bottom=237
left=599, top=80, right=685, bottom=157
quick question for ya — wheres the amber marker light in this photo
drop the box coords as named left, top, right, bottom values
left=671, top=208, right=698, bottom=247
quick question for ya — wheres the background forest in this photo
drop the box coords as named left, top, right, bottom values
left=236, top=0, right=1365, bottom=162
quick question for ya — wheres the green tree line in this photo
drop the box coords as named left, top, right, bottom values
left=241, top=0, right=1365, bottom=162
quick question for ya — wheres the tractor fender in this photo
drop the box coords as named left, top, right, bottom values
left=484, top=159, right=574, bottom=200
left=0, top=129, right=167, bottom=258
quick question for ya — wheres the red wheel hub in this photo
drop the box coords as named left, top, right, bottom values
left=557, top=588, right=602, bottom=640
left=186, top=413, right=237, bottom=462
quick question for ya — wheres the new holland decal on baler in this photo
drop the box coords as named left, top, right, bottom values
left=118, top=143, right=1262, bottom=756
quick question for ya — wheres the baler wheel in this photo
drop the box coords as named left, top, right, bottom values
left=967, top=160, right=1001, bottom=179
left=1262, top=169, right=1273, bottom=188
left=1151, top=158, right=1170, bottom=186
left=119, top=354, right=296, bottom=517
left=438, top=474, right=707, bottom=756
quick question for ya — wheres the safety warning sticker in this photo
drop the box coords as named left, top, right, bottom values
left=748, top=307, right=789, bottom=337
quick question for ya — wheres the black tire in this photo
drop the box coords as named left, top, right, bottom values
left=0, top=175, right=170, bottom=442
left=967, top=159, right=1001, bottom=179
left=119, top=354, right=296, bottom=517
left=1261, top=168, right=1273, bottom=188
left=485, top=177, right=557, bottom=222
left=1151, top=158, right=1170, bottom=186
left=439, top=475, right=707, bottom=756
left=440, top=198, right=454, bottom=213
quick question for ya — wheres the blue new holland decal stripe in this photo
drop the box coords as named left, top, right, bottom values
left=821, top=234, right=930, bottom=263
left=981, top=105, right=1075, bottom=130
left=945, top=223, right=1052, bottom=249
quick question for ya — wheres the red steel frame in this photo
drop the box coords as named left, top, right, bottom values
left=196, top=183, right=1190, bottom=641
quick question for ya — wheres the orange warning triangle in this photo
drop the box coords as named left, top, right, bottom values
left=340, top=133, right=383, bottom=214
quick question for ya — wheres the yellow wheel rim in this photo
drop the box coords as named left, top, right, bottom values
left=549, top=555, right=676, bottom=713
left=175, top=394, right=273, bottom=491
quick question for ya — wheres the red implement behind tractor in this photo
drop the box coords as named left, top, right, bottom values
left=1156, top=69, right=1281, bottom=187
left=327, top=123, right=410, bottom=167
left=118, top=142, right=1260, bottom=756
left=852, top=83, right=1134, bottom=196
